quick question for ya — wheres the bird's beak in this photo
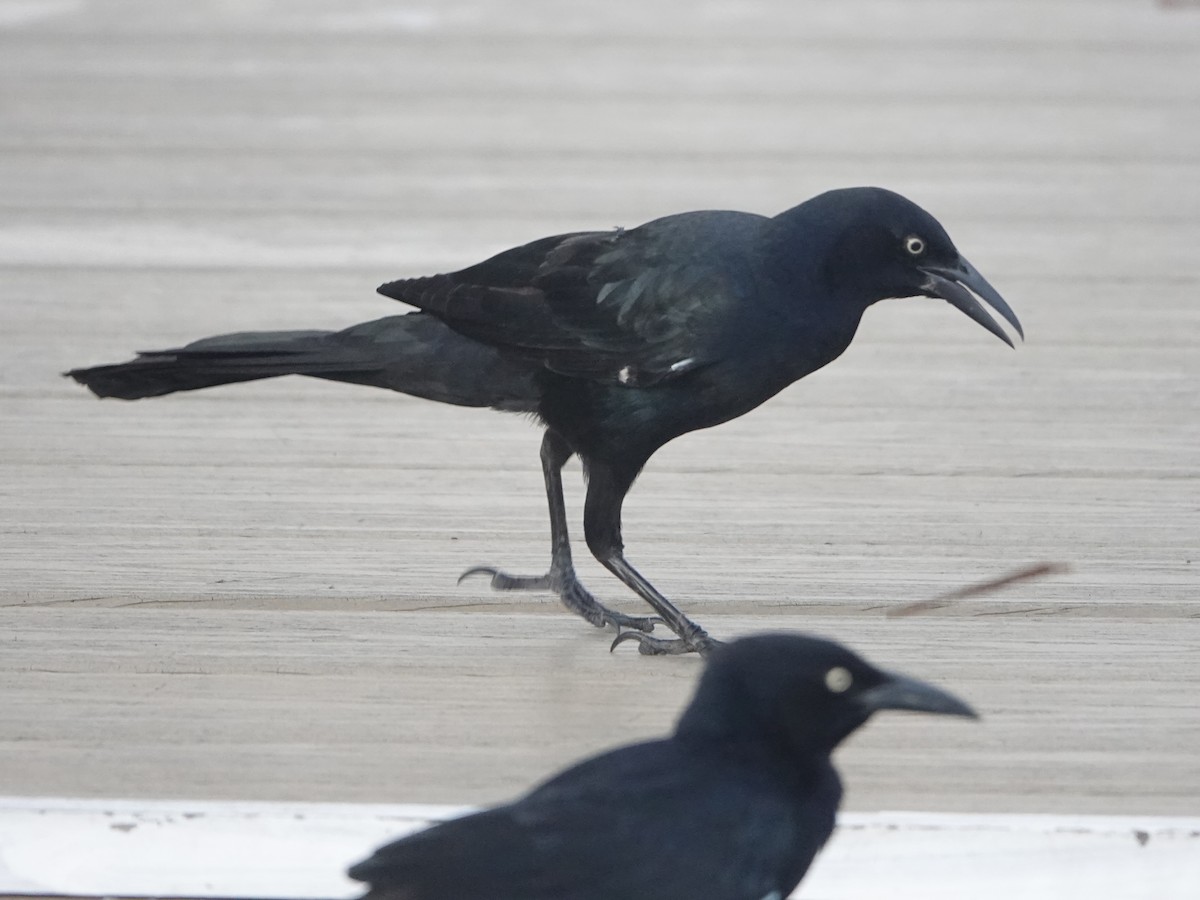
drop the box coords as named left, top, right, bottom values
left=919, top=257, right=1023, bottom=348
left=858, top=672, right=978, bottom=719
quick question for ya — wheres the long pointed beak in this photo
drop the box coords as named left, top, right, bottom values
left=919, top=257, right=1023, bottom=348
left=858, top=672, right=978, bottom=719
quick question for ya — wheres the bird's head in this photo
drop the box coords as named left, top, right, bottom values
left=783, top=187, right=1023, bottom=347
left=676, top=632, right=976, bottom=759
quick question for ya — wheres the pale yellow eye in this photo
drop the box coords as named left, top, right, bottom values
left=904, top=235, right=925, bottom=256
left=825, top=666, right=853, bottom=693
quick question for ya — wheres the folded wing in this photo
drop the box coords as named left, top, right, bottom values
left=377, top=212, right=767, bottom=387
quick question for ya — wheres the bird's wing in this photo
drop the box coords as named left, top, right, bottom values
left=377, top=213, right=766, bottom=386
left=348, top=742, right=817, bottom=900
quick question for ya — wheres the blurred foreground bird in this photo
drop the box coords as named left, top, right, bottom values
left=348, top=632, right=977, bottom=900
left=67, top=187, right=1022, bottom=654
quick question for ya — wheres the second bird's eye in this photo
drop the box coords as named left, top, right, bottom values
left=904, top=235, right=925, bottom=256
left=824, top=667, right=853, bottom=693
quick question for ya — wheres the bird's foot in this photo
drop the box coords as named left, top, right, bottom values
left=459, top=566, right=661, bottom=633
left=610, top=628, right=723, bottom=657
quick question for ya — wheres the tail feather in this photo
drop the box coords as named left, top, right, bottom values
left=67, top=330, right=358, bottom=399
left=66, top=314, right=540, bottom=411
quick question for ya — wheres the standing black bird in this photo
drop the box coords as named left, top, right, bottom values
left=347, top=632, right=977, bottom=900
left=66, top=187, right=1022, bottom=655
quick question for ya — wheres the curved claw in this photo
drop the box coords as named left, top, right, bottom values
left=457, top=566, right=498, bottom=586
left=610, top=630, right=721, bottom=657
left=604, top=613, right=663, bottom=634
left=610, top=630, right=645, bottom=652
left=458, top=566, right=551, bottom=591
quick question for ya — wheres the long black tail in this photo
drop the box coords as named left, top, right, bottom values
left=66, top=314, right=540, bottom=411
left=66, top=328, right=333, bottom=399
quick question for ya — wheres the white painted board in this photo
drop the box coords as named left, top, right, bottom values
left=0, top=798, right=1196, bottom=900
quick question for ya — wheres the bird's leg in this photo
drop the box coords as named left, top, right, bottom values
left=459, top=431, right=660, bottom=634
left=583, top=463, right=721, bottom=657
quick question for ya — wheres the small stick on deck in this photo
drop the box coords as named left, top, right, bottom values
left=886, top=562, right=1071, bottom=618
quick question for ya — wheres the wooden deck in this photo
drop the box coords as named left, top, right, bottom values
left=1, top=0, right=1197, bottom=822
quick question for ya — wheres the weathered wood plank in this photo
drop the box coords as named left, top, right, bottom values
left=0, top=0, right=1197, bottom=819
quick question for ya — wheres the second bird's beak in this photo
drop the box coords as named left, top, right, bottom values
left=919, top=258, right=1023, bottom=348
left=858, top=672, right=978, bottom=720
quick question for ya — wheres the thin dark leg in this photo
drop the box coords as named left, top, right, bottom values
left=459, top=431, right=660, bottom=633
left=583, top=461, right=720, bottom=656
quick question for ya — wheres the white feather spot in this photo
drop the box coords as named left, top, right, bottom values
left=669, top=357, right=696, bottom=373
left=617, top=365, right=633, bottom=384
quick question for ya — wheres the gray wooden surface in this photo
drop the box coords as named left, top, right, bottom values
left=1, top=0, right=1197, bottom=815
